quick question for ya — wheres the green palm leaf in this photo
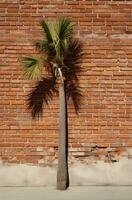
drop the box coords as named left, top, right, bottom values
left=40, top=20, right=53, bottom=43
left=58, top=18, right=73, bottom=41
left=21, top=56, right=42, bottom=81
left=55, top=18, right=73, bottom=58
left=39, top=18, right=73, bottom=60
left=35, top=40, right=56, bottom=58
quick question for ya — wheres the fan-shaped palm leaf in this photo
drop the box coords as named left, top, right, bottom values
left=40, top=20, right=53, bottom=43
left=35, top=40, right=56, bottom=59
left=55, top=18, right=73, bottom=58
left=59, top=18, right=73, bottom=41
left=40, top=18, right=73, bottom=60
left=27, top=77, right=57, bottom=118
left=21, top=56, right=42, bottom=81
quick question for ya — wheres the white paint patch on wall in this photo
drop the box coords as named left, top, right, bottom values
left=0, top=157, right=132, bottom=186
left=84, top=33, right=132, bottom=40
left=110, top=34, right=132, bottom=39
left=84, top=33, right=107, bottom=39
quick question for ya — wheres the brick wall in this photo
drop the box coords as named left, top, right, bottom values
left=0, top=0, right=132, bottom=165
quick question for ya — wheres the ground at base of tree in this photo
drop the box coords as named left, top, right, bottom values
left=0, top=186, right=132, bottom=200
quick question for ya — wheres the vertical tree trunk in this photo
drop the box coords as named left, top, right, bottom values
left=57, top=81, right=69, bottom=190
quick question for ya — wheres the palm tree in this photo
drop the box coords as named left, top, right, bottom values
left=21, top=18, right=83, bottom=190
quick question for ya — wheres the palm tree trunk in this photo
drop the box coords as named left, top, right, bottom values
left=57, top=81, right=69, bottom=190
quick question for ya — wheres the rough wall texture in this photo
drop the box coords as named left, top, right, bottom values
left=0, top=0, right=132, bottom=165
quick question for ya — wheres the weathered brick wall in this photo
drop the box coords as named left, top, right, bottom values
left=0, top=0, right=132, bottom=165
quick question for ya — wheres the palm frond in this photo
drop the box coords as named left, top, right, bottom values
left=39, top=18, right=73, bottom=60
left=66, top=82, right=82, bottom=113
left=54, top=18, right=73, bottom=58
left=35, top=40, right=56, bottom=58
left=64, top=39, right=84, bottom=81
left=59, top=18, right=73, bottom=41
left=21, top=56, right=42, bottom=81
left=40, top=20, right=53, bottom=43
left=27, top=77, right=57, bottom=118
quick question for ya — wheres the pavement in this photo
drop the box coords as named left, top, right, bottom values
left=0, top=186, right=132, bottom=200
